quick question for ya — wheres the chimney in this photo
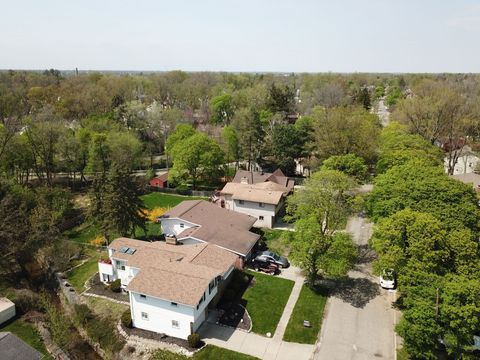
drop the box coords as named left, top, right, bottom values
left=165, top=234, right=178, bottom=245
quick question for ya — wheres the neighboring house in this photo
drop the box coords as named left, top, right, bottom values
left=159, top=200, right=260, bottom=259
left=149, top=173, right=168, bottom=188
left=450, top=173, right=480, bottom=193
left=0, top=332, right=43, bottom=360
left=0, top=298, right=15, bottom=325
left=215, top=169, right=294, bottom=228
left=98, top=237, right=237, bottom=340
left=444, top=146, right=480, bottom=175
left=232, top=168, right=295, bottom=192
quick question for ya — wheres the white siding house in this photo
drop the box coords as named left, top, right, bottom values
left=97, top=237, right=237, bottom=340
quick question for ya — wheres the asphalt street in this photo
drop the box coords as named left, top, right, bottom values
left=313, top=215, right=397, bottom=360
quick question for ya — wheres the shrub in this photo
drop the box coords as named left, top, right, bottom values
left=14, top=290, right=43, bottom=314
left=74, top=304, right=94, bottom=326
left=223, top=289, right=235, bottom=302
left=90, top=235, right=106, bottom=247
left=187, top=332, right=201, bottom=348
left=121, top=309, right=132, bottom=328
left=144, top=207, right=168, bottom=222
left=109, top=279, right=121, bottom=293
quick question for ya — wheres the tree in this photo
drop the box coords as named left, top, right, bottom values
left=165, top=124, right=196, bottom=154
left=321, top=154, right=368, bottom=181
left=287, top=170, right=356, bottom=235
left=286, top=170, right=357, bottom=283
left=271, top=124, right=304, bottom=175
left=367, top=159, right=479, bottom=232
left=89, top=166, right=146, bottom=239
left=267, top=83, right=296, bottom=117
left=169, top=133, right=225, bottom=189
left=357, top=87, right=371, bottom=110
left=87, top=133, right=111, bottom=175
left=222, top=126, right=240, bottom=167
left=231, top=107, right=264, bottom=171
left=210, top=93, right=235, bottom=125
left=370, top=209, right=449, bottom=276
left=312, top=106, right=380, bottom=164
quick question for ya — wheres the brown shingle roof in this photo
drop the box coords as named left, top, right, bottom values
left=221, top=182, right=285, bottom=205
left=232, top=169, right=294, bottom=192
left=109, top=237, right=237, bottom=306
left=162, top=201, right=260, bottom=256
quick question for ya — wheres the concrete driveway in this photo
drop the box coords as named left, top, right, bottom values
left=313, top=216, right=397, bottom=360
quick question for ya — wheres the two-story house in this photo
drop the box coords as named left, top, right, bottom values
left=98, top=237, right=237, bottom=339
left=215, top=169, right=294, bottom=228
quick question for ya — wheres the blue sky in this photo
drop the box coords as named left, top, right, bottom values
left=1, top=0, right=480, bottom=72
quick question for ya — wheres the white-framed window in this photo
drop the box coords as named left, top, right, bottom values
left=141, top=312, right=149, bottom=320
left=140, top=294, right=146, bottom=299
left=259, top=202, right=265, bottom=208
left=239, top=200, right=244, bottom=205
left=180, top=223, right=184, bottom=228
left=172, top=320, right=180, bottom=329
left=171, top=302, right=178, bottom=307
left=259, top=216, right=264, bottom=221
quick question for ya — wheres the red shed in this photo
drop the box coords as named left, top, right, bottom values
left=149, top=173, right=168, bottom=188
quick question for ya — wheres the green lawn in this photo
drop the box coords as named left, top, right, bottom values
left=150, top=345, right=260, bottom=360
left=0, top=318, right=52, bottom=359
left=283, top=285, right=328, bottom=344
left=85, top=296, right=129, bottom=321
left=67, top=250, right=103, bottom=292
left=141, top=192, right=207, bottom=210
left=261, top=228, right=291, bottom=256
left=243, top=270, right=294, bottom=336
left=64, top=220, right=100, bottom=244
left=397, top=348, right=410, bottom=360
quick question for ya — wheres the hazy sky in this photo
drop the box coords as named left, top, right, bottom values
left=2, top=0, right=480, bottom=72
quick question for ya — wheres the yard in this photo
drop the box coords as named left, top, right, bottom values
left=141, top=192, right=207, bottom=210
left=0, top=317, right=52, bottom=359
left=260, top=228, right=291, bottom=257
left=84, top=296, right=129, bottom=321
left=282, top=284, right=328, bottom=344
left=66, top=249, right=104, bottom=292
left=224, top=270, right=294, bottom=336
left=150, top=345, right=259, bottom=360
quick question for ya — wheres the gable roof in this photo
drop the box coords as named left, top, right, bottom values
left=220, top=182, right=285, bottom=205
left=0, top=332, right=42, bottom=360
left=162, top=200, right=260, bottom=256
left=109, top=237, right=237, bottom=306
left=232, top=169, right=294, bottom=192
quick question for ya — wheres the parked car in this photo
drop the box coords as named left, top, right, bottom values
left=380, top=268, right=396, bottom=289
left=254, top=251, right=289, bottom=268
left=251, top=258, right=279, bottom=275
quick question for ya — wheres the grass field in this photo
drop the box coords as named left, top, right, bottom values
left=150, top=345, right=260, bottom=360
left=283, top=285, right=328, bottom=344
left=141, top=192, right=207, bottom=210
left=0, top=318, right=52, bottom=359
left=67, top=250, right=103, bottom=291
left=261, top=228, right=291, bottom=256
left=243, top=270, right=294, bottom=336
left=85, top=296, right=129, bottom=321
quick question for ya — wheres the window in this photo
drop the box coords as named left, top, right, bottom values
left=239, top=200, right=244, bottom=205
left=116, top=262, right=125, bottom=271
left=259, top=216, right=264, bottom=221
left=140, top=294, right=146, bottom=299
left=259, top=202, right=265, bottom=208
left=198, top=292, right=206, bottom=307
left=171, top=302, right=178, bottom=307
left=172, top=320, right=180, bottom=329
left=209, top=280, right=215, bottom=294
left=141, top=312, right=149, bottom=320
left=180, top=223, right=184, bottom=228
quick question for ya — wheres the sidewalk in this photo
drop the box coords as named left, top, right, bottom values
left=199, top=266, right=314, bottom=360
